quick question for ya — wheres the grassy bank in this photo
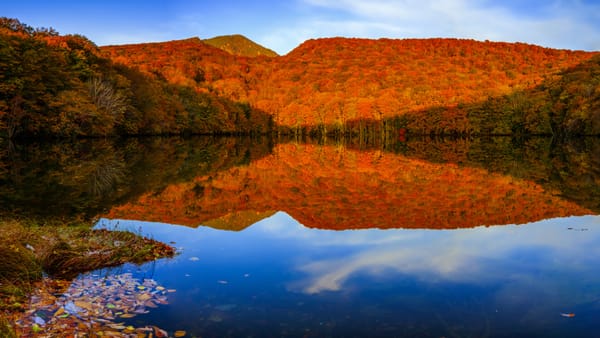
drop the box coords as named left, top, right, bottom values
left=0, top=218, right=175, bottom=335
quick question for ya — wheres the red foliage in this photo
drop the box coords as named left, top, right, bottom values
left=101, top=37, right=596, bottom=130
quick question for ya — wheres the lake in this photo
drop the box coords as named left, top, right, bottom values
left=2, top=136, right=600, bottom=337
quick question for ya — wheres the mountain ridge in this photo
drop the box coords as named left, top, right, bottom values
left=2, top=17, right=600, bottom=138
left=100, top=35, right=597, bottom=135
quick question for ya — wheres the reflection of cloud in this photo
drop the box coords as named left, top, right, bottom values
left=280, top=215, right=600, bottom=294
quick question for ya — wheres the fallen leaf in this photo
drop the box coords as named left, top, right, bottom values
left=53, top=307, right=65, bottom=317
left=174, top=330, right=187, bottom=337
left=120, top=313, right=136, bottom=318
left=560, top=313, right=575, bottom=318
left=153, top=325, right=168, bottom=337
left=137, top=293, right=152, bottom=301
left=74, top=301, right=93, bottom=311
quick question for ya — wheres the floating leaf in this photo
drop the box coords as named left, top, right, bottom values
left=153, top=325, right=168, bottom=337
left=14, top=273, right=174, bottom=337
left=137, top=293, right=152, bottom=301
left=53, top=307, right=65, bottom=317
left=174, top=330, right=187, bottom=337
left=74, top=301, right=93, bottom=311
left=560, top=313, right=575, bottom=318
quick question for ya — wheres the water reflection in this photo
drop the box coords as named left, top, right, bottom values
left=107, top=142, right=592, bottom=229
left=2, top=137, right=599, bottom=227
left=3, top=135, right=599, bottom=336
left=94, top=213, right=600, bottom=337
left=0, top=137, right=273, bottom=220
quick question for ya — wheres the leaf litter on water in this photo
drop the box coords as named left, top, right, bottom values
left=13, top=273, right=176, bottom=337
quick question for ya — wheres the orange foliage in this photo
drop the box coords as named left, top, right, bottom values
left=106, top=144, right=591, bottom=230
left=101, top=37, right=596, bottom=130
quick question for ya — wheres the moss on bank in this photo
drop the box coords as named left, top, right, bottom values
left=0, top=218, right=175, bottom=334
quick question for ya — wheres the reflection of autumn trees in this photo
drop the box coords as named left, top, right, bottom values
left=0, top=137, right=273, bottom=220
left=106, top=143, right=591, bottom=230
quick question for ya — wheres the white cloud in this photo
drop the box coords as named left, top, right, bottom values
left=263, top=0, right=600, bottom=53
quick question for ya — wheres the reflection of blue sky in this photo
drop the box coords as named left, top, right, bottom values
left=256, top=213, right=600, bottom=295
left=96, top=213, right=600, bottom=333
left=97, top=213, right=600, bottom=295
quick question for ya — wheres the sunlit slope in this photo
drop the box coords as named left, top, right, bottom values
left=203, top=34, right=278, bottom=57
left=106, top=144, right=591, bottom=229
left=101, top=37, right=596, bottom=130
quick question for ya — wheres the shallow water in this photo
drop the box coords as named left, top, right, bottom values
left=93, top=213, right=600, bottom=337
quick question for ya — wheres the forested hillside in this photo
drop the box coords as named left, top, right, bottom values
left=0, top=18, right=270, bottom=138
left=102, top=36, right=597, bottom=136
left=1, top=17, right=598, bottom=138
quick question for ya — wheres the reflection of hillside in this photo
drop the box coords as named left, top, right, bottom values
left=392, top=137, right=600, bottom=213
left=0, top=137, right=273, bottom=220
left=106, top=143, right=591, bottom=230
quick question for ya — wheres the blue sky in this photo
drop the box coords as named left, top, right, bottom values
left=2, top=0, right=599, bottom=55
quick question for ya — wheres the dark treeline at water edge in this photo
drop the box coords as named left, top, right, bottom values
left=2, top=18, right=600, bottom=140
left=1, top=135, right=599, bottom=223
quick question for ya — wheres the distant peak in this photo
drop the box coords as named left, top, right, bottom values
left=203, top=34, right=278, bottom=57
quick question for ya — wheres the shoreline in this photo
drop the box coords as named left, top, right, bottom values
left=0, top=218, right=176, bottom=336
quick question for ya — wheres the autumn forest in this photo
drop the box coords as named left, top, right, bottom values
left=1, top=17, right=599, bottom=139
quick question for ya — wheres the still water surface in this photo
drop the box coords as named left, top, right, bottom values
left=95, top=214, right=600, bottom=337
left=2, top=136, right=600, bottom=336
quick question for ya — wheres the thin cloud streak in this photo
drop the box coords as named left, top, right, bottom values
left=258, top=0, right=600, bottom=53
